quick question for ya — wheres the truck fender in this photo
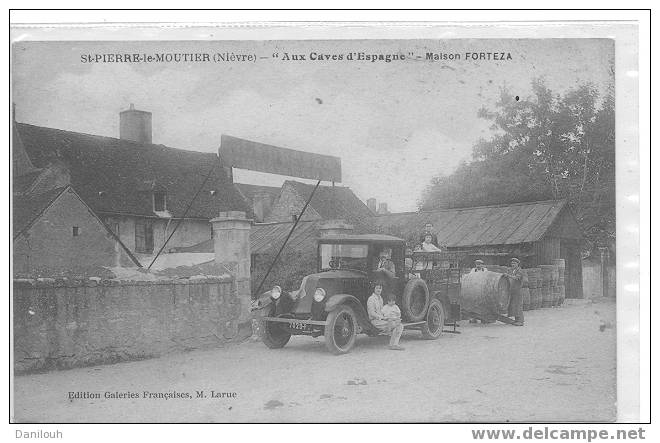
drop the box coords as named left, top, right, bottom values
left=324, top=294, right=373, bottom=331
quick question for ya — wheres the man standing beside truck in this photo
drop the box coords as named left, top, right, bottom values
left=506, top=257, right=524, bottom=326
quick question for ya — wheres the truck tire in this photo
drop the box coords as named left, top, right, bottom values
left=421, top=299, right=445, bottom=339
left=324, top=305, right=357, bottom=355
left=260, top=313, right=291, bottom=349
left=401, top=278, right=430, bottom=322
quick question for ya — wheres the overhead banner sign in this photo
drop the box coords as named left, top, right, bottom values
left=219, top=134, right=342, bottom=183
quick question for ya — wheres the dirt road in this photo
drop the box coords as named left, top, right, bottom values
left=13, top=298, right=616, bottom=423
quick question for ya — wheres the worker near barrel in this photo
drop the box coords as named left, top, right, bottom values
left=471, top=259, right=488, bottom=272
left=506, top=257, right=524, bottom=326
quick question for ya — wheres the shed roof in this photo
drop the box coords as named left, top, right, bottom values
left=320, top=233, right=405, bottom=243
left=372, top=199, right=581, bottom=247
left=15, top=123, right=248, bottom=219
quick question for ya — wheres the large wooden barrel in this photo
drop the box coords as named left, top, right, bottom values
left=521, top=269, right=530, bottom=311
left=527, top=268, right=539, bottom=286
left=522, top=287, right=531, bottom=311
left=526, top=268, right=540, bottom=309
left=552, top=285, right=561, bottom=306
left=460, top=270, right=510, bottom=319
left=539, top=265, right=554, bottom=286
left=541, top=286, right=553, bottom=308
left=530, top=287, right=542, bottom=309
left=553, top=260, right=565, bottom=286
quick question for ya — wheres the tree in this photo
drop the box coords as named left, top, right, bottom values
left=419, top=79, right=615, bottom=251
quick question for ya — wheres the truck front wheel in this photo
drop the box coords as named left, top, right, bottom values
left=261, top=318, right=291, bottom=349
left=324, top=305, right=357, bottom=355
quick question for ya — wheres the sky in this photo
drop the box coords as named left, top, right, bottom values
left=12, top=39, right=614, bottom=212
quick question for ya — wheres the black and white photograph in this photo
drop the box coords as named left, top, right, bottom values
left=9, top=14, right=645, bottom=429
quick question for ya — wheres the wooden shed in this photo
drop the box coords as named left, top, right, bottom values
left=372, top=200, right=584, bottom=298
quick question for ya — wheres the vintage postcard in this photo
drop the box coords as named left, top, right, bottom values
left=9, top=17, right=644, bottom=428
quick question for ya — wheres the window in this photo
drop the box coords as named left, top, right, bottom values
left=72, top=226, right=80, bottom=237
left=319, top=243, right=369, bottom=272
left=135, top=220, right=154, bottom=253
left=153, top=192, right=166, bottom=212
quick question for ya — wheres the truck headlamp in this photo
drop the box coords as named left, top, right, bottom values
left=271, top=285, right=282, bottom=300
left=314, top=288, right=326, bottom=302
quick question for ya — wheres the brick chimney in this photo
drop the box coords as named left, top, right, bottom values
left=318, top=219, right=354, bottom=237
left=377, top=202, right=389, bottom=215
left=367, top=198, right=377, bottom=213
left=120, top=104, right=152, bottom=144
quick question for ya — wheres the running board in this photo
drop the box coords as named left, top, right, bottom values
left=461, top=310, right=516, bottom=325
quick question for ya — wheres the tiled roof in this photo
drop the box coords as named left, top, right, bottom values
left=13, top=186, right=67, bottom=238
left=12, top=170, right=41, bottom=194
left=284, top=180, right=375, bottom=229
left=372, top=200, right=580, bottom=247
left=250, top=220, right=319, bottom=255
left=15, top=123, right=249, bottom=219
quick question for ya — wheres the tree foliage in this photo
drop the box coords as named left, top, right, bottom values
left=420, top=79, right=615, bottom=250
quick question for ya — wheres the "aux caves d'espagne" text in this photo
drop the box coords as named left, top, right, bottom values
left=277, top=51, right=513, bottom=62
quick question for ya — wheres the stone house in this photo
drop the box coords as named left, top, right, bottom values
left=263, top=180, right=375, bottom=229
left=13, top=185, right=140, bottom=275
left=13, top=106, right=248, bottom=261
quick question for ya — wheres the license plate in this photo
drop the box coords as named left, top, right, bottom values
left=289, top=321, right=307, bottom=330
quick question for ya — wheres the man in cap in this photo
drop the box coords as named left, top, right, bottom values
left=471, top=259, right=488, bottom=272
left=506, top=258, right=524, bottom=326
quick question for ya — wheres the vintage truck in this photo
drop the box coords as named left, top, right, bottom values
left=252, top=233, right=463, bottom=354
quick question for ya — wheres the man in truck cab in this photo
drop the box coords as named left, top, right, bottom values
left=375, top=247, right=396, bottom=278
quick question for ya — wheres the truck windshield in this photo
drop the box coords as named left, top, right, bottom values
left=319, top=243, right=369, bottom=272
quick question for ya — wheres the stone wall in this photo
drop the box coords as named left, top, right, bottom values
left=13, top=275, right=244, bottom=374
